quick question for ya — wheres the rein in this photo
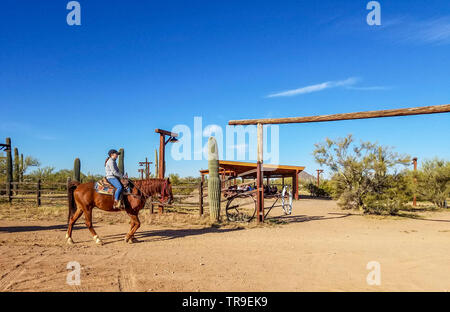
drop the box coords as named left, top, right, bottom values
left=128, top=180, right=149, bottom=199
left=128, top=179, right=169, bottom=203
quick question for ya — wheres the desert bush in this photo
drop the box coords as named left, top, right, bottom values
left=414, top=159, right=450, bottom=208
left=313, top=134, right=411, bottom=215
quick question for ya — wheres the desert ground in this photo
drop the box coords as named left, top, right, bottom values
left=0, top=199, right=449, bottom=292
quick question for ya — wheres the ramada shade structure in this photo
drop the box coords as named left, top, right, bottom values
left=200, top=160, right=305, bottom=200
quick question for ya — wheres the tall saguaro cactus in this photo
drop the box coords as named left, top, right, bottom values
left=19, top=154, right=24, bottom=182
left=155, top=149, right=159, bottom=178
left=73, top=158, right=81, bottom=182
left=207, top=137, right=221, bottom=222
left=13, top=148, right=19, bottom=193
left=118, top=148, right=124, bottom=175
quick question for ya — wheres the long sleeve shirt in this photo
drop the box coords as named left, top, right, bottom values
left=105, top=158, right=123, bottom=179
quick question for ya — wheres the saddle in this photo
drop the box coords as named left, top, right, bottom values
left=94, top=177, right=131, bottom=196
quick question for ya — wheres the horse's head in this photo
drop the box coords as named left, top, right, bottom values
left=161, top=178, right=174, bottom=204
left=165, top=178, right=174, bottom=204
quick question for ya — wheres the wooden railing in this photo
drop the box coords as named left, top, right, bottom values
left=0, top=180, right=209, bottom=216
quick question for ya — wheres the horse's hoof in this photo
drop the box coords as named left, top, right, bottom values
left=67, top=237, right=74, bottom=245
left=125, top=236, right=135, bottom=244
left=93, top=235, right=103, bottom=245
left=131, top=237, right=139, bottom=243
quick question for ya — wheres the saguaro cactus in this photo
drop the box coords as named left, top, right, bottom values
left=155, top=149, right=159, bottom=178
left=73, top=158, right=81, bottom=182
left=19, top=154, right=24, bottom=182
left=118, top=148, right=124, bottom=175
left=207, top=137, right=221, bottom=222
left=13, top=148, right=19, bottom=193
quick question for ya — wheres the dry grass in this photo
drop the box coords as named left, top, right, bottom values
left=0, top=200, right=250, bottom=231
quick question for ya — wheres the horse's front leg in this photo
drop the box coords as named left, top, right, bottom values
left=85, top=208, right=103, bottom=245
left=125, top=212, right=140, bottom=243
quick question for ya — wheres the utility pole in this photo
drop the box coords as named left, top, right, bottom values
left=138, top=157, right=152, bottom=179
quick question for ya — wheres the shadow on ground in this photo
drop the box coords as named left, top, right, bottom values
left=266, top=212, right=353, bottom=224
left=101, top=226, right=245, bottom=244
left=0, top=224, right=84, bottom=233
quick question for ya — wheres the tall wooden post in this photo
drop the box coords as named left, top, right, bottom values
left=159, top=134, right=165, bottom=179
left=5, top=138, right=12, bottom=203
left=159, top=134, right=165, bottom=214
left=6, top=181, right=11, bottom=203
left=316, top=169, right=323, bottom=187
left=256, top=123, right=264, bottom=223
left=155, top=129, right=179, bottom=214
left=413, top=157, right=418, bottom=207
left=36, top=179, right=41, bottom=207
left=199, top=174, right=204, bottom=216
left=295, top=170, right=299, bottom=200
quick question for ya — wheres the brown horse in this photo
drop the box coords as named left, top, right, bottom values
left=66, top=178, right=173, bottom=245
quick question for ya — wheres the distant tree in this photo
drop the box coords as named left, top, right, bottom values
left=414, top=159, right=450, bottom=208
left=0, top=152, right=39, bottom=182
left=313, top=134, right=411, bottom=215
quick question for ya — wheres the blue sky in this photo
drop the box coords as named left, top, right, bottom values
left=1, top=0, right=449, bottom=178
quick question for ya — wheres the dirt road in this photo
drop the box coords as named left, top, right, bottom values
left=1, top=199, right=449, bottom=291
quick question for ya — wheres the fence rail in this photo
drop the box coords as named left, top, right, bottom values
left=0, top=179, right=210, bottom=216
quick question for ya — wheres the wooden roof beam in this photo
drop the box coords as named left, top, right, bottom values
left=228, top=104, right=450, bottom=126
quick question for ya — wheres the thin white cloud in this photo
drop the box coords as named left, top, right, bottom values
left=346, top=86, right=392, bottom=91
left=374, top=15, right=450, bottom=45
left=402, top=17, right=450, bottom=45
left=266, top=77, right=358, bottom=98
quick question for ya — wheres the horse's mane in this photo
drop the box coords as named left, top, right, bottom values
left=132, top=179, right=167, bottom=197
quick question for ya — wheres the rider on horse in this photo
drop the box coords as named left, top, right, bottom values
left=105, top=149, right=126, bottom=209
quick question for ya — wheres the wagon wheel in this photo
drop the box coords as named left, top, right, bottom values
left=225, top=193, right=257, bottom=222
left=281, top=185, right=293, bottom=215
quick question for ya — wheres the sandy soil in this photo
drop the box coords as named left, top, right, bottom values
left=0, top=199, right=449, bottom=292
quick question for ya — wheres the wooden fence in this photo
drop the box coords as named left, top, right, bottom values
left=0, top=180, right=68, bottom=206
left=0, top=180, right=209, bottom=216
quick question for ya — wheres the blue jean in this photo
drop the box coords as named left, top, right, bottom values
left=107, top=177, right=123, bottom=201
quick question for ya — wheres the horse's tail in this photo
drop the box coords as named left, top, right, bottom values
left=67, top=181, right=80, bottom=224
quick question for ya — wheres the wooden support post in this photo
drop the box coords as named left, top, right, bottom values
left=6, top=181, right=11, bottom=203
left=256, top=123, right=264, bottom=223
left=36, top=179, right=41, bottom=207
left=413, top=157, right=418, bottom=207
left=199, top=175, right=204, bottom=216
left=295, top=170, right=299, bottom=200
left=158, top=135, right=165, bottom=214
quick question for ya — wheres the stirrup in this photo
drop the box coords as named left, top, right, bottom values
left=114, top=200, right=124, bottom=209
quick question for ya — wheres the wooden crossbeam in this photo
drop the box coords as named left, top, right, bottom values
left=228, top=104, right=450, bottom=125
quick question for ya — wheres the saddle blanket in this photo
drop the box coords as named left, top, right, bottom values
left=94, top=178, right=116, bottom=196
